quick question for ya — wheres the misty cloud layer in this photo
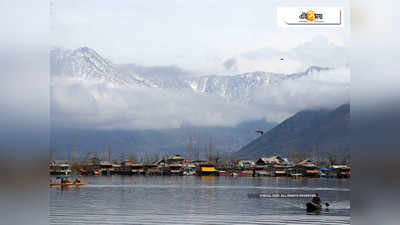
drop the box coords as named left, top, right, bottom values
left=236, top=36, right=349, bottom=74
left=51, top=66, right=350, bottom=130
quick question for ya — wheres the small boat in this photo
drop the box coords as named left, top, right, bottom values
left=49, top=175, right=87, bottom=187
left=306, top=202, right=322, bottom=212
left=218, top=171, right=231, bottom=176
left=49, top=182, right=87, bottom=187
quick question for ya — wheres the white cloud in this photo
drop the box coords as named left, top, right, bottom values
left=250, top=66, right=350, bottom=122
left=51, top=66, right=350, bottom=130
left=234, top=36, right=349, bottom=74
left=51, top=79, right=262, bottom=130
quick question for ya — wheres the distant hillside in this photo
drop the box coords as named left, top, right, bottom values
left=234, top=104, right=350, bottom=159
left=51, top=119, right=276, bottom=159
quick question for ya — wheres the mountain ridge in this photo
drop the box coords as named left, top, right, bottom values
left=234, top=103, right=350, bottom=159
left=51, top=46, right=336, bottom=101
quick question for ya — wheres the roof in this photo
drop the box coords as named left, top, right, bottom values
left=49, top=160, right=70, bottom=166
left=168, top=154, right=184, bottom=160
left=57, top=163, right=70, bottom=167
left=131, top=163, right=144, bottom=166
left=238, top=160, right=255, bottom=167
left=239, top=160, right=255, bottom=163
left=100, top=161, right=114, bottom=166
left=298, top=159, right=316, bottom=167
left=330, top=165, right=350, bottom=169
left=258, top=156, right=289, bottom=165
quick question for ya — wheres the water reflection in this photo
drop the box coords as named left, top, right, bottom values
left=50, top=176, right=350, bottom=224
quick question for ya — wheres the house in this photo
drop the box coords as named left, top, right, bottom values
left=167, top=154, right=185, bottom=165
left=272, top=164, right=292, bottom=177
left=329, top=165, right=351, bottom=178
left=99, top=161, right=114, bottom=176
left=292, top=159, right=320, bottom=177
left=256, top=156, right=291, bottom=166
left=131, top=163, right=145, bottom=175
left=183, top=161, right=196, bottom=176
left=113, top=160, right=135, bottom=175
left=88, top=159, right=114, bottom=176
left=254, top=165, right=272, bottom=176
left=153, top=159, right=169, bottom=175
left=166, top=155, right=185, bottom=175
left=254, top=156, right=292, bottom=176
left=196, top=162, right=217, bottom=176
left=48, top=161, right=71, bottom=175
left=238, top=160, right=255, bottom=168
left=146, top=164, right=162, bottom=176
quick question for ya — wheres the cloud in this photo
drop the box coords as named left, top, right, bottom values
left=237, top=36, right=349, bottom=73
left=250, top=66, right=350, bottom=122
left=51, top=78, right=263, bottom=130
left=51, top=66, right=350, bottom=130
left=119, top=64, right=195, bottom=77
left=222, top=57, right=238, bottom=72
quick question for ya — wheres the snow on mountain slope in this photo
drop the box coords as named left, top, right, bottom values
left=51, top=47, right=140, bottom=87
left=183, top=66, right=334, bottom=101
left=51, top=47, right=345, bottom=102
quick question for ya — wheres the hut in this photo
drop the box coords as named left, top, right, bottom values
left=330, top=165, right=351, bottom=178
left=131, top=163, right=145, bottom=175
left=293, top=159, right=320, bottom=177
left=196, top=163, right=217, bottom=176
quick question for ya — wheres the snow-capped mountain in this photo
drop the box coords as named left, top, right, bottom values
left=183, top=71, right=285, bottom=101
left=51, top=47, right=134, bottom=86
left=51, top=47, right=336, bottom=101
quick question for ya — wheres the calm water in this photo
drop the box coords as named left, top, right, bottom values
left=49, top=176, right=350, bottom=225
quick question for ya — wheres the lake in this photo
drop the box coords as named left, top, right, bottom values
left=50, top=176, right=350, bottom=224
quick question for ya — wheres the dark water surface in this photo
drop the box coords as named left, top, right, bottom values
left=50, top=176, right=350, bottom=224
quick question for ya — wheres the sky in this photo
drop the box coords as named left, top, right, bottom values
left=52, top=0, right=350, bottom=75
left=49, top=0, right=351, bottom=130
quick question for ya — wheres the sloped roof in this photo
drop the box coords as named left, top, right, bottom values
left=298, top=159, right=316, bottom=167
left=259, top=156, right=289, bottom=164
left=168, top=154, right=184, bottom=160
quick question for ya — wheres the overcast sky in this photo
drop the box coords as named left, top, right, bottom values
left=50, top=0, right=351, bottom=130
left=52, top=0, right=350, bottom=75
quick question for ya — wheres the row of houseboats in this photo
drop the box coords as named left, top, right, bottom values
left=49, top=155, right=350, bottom=178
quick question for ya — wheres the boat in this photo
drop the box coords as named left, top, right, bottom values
left=49, top=182, right=87, bottom=187
left=49, top=175, right=87, bottom=187
left=306, top=201, right=322, bottom=212
left=218, top=171, right=231, bottom=176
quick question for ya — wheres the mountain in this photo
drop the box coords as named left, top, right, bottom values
left=50, top=47, right=333, bottom=101
left=185, top=66, right=331, bottom=102
left=118, top=64, right=190, bottom=89
left=50, top=46, right=348, bottom=158
left=51, top=47, right=136, bottom=86
left=234, top=104, right=350, bottom=159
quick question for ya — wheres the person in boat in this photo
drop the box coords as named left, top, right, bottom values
left=312, top=193, right=321, bottom=205
left=74, top=178, right=81, bottom=184
left=306, top=193, right=322, bottom=212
